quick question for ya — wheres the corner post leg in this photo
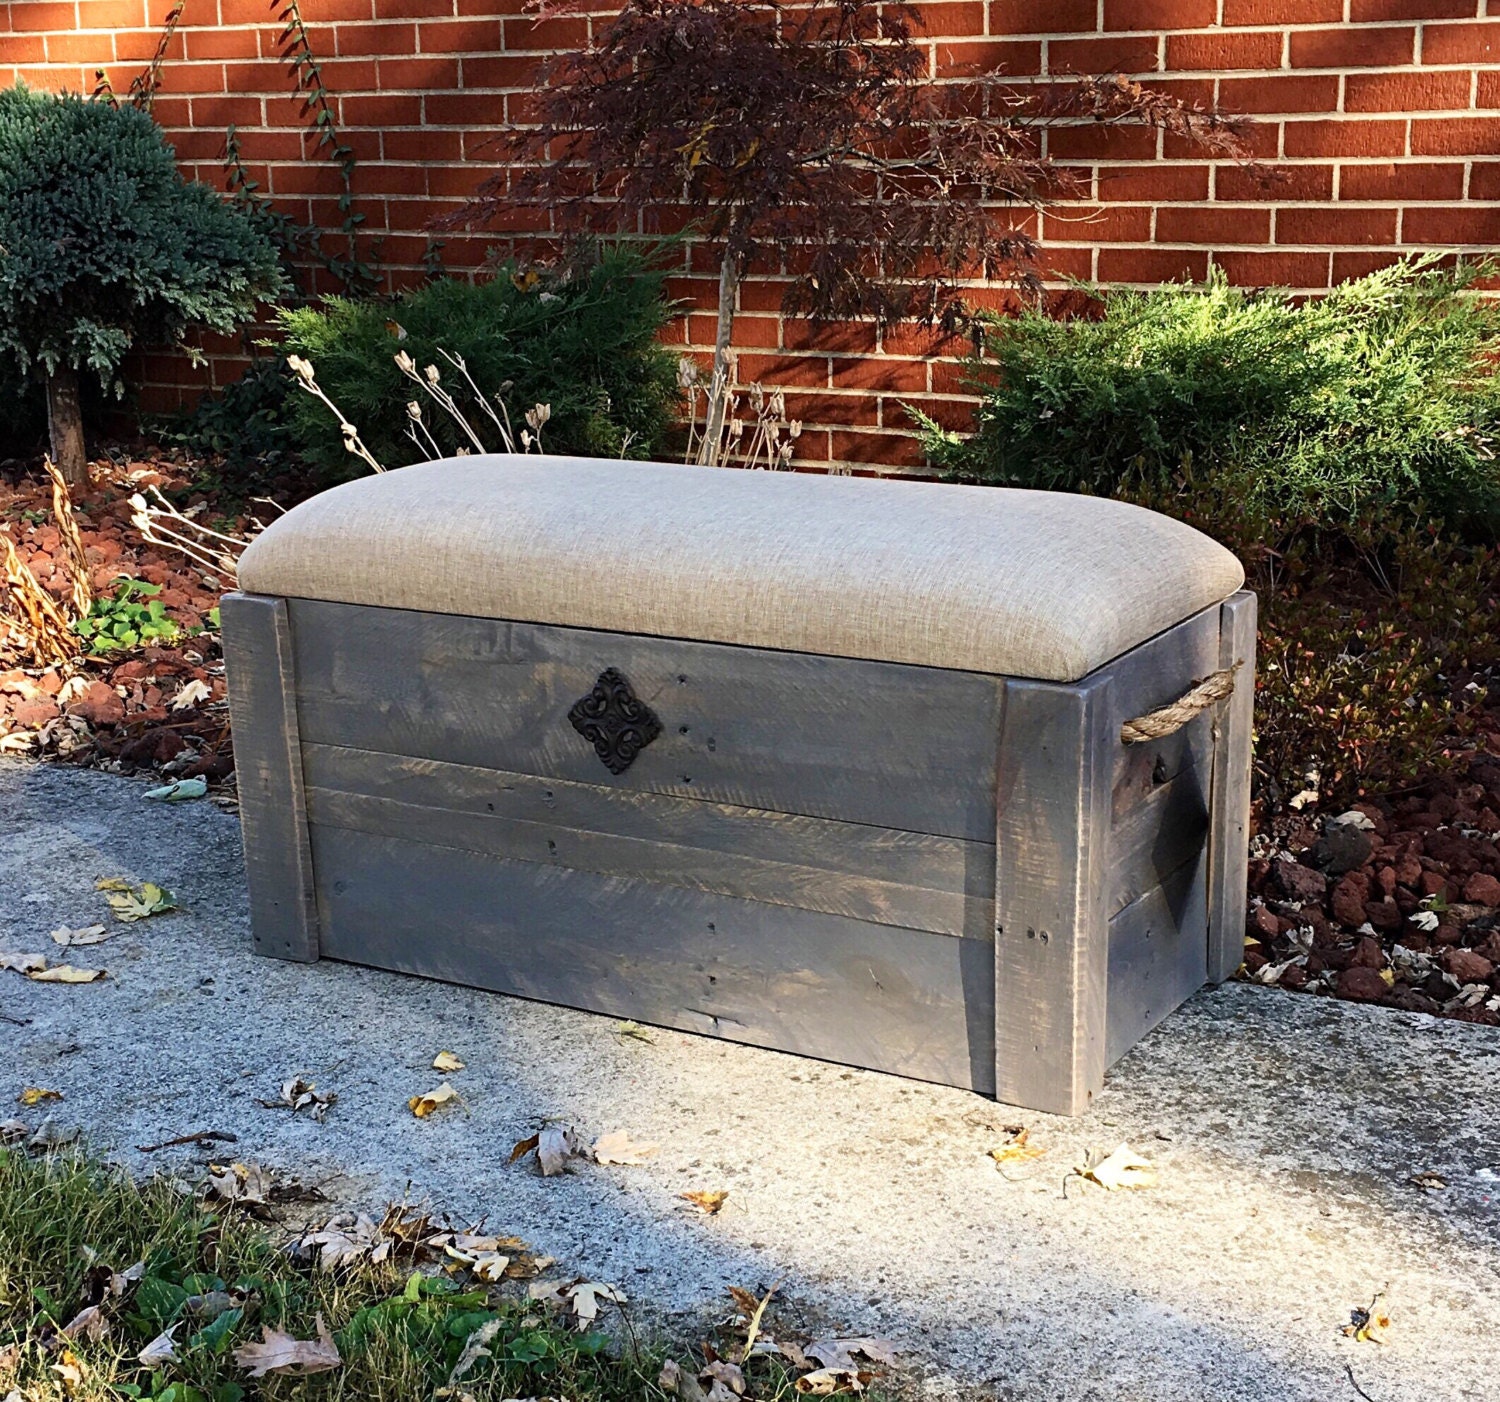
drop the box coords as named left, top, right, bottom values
left=1206, top=590, right=1257, bottom=983
left=221, top=591, right=320, bottom=962
left=994, top=675, right=1113, bottom=1115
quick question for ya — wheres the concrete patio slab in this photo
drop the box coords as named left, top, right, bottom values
left=1, top=758, right=1496, bottom=1402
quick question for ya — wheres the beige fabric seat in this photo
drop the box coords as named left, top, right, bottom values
left=237, top=455, right=1244, bottom=683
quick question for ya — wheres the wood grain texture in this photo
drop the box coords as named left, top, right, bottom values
left=1107, top=763, right=1209, bottom=919
left=993, top=675, right=1113, bottom=1115
left=1105, top=855, right=1209, bottom=1067
left=220, top=591, right=319, bottom=961
left=310, top=824, right=998, bottom=1094
left=302, top=744, right=994, bottom=938
left=1207, top=590, right=1258, bottom=984
left=286, top=601, right=1003, bottom=840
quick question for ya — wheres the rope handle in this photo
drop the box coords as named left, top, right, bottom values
left=1120, top=662, right=1240, bottom=745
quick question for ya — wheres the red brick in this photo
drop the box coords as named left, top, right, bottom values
left=186, top=95, right=264, bottom=128
left=0, top=35, right=46, bottom=63
left=376, top=56, right=461, bottom=89
left=1223, top=0, right=1340, bottom=21
left=1338, top=160, right=1466, bottom=199
left=1156, top=205, right=1274, bottom=243
left=1481, top=69, right=1500, bottom=107
left=460, top=54, right=539, bottom=87
left=1351, top=0, right=1477, bottom=17
left=785, top=321, right=880, bottom=354
left=1047, top=34, right=1160, bottom=74
left=1104, top=0, right=1217, bottom=28
left=1403, top=205, right=1500, bottom=243
left=784, top=391, right=884, bottom=427
left=183, top=27, right=265, bottom=61
left=1411, top=116, right=1500, bottom=154
left=1277, top=206, right=1399, bottom=243
left=1218, top=74, right=1340, bottom=114
left=503, top=15, right=590, bottom=51
left=934, top=39, right=1042, bottom=77
left=988, top=0, right=1097, bottom=33
left=915, top=3, right=987, bottom=36
left=830, top=431, right=926, bottom=471
left=340, top=93, right=425, bottom=126
left=1042, top=204, right=1153, bottom=241
left=382, top=129, right=464, bottom=161
left=1167, top=30, right=1282, bottom=70
left=738, top=353, right=829, bottom=388
left=77, top=0, right=149, bottom=24
left=333, top=22, right=417, bottom=56
left=1470, top=161, right=1500, bottom=197
left=1421, top=22, right=1500, bottom=62
left=1283, top=118, right=1407, bottom=156
left=1212, top=249, right=1331, bottom=284
left=900, top=395, right=973, bottom=432
left=1289, top=26, right=1417, bottom=67
left=1164, top=118, right=1280, bottom=160
left=1217, top=163, right=1335, bottom=201
left=1346, top=69, right=1473, bottom=111
left=113, top=28, right=186, bottom=62
left=417, top=18, right=504, bottom=51
left=44, top=33, right=114, bottom=63
left=11, top=2, right=80, bottom=31
left=1096, top=163, right=1210, bottom=201
left=830, top=356, right=929, bottom=392
left=1047, top=125, right=1161, bottom=161
left=1095, top=247, right=1210, bottom=282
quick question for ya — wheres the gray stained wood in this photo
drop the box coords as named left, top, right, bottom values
left=1207, top=590, right=1258, bottom=983
left=286, top=600, right=1004, bottom=841
left=309, top=824, right=998, bottom=1095
left=1105, top=853, right=1210, bottom=1067
left=993, top=674, right=1114, bottom=1116
left=302, top=743, right=995, bottom=939
left=1107, top=763, right=1209, bottom=919
left=221, top=592, right=319, bottom=961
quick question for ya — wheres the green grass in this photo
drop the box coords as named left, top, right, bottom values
left=0, top=1148, right=697, bottom=1402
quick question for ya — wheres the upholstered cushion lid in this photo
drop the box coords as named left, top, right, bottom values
left=236, top=455, right=1244, bottom=682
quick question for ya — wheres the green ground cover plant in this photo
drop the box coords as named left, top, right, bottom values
left=73, top=580, right=182, bottom=654
left=276, top=244, right=681, bottom=481
left=0, top=1148, right=676, bottom=1402
left=920, top=259, right=1500, bottom=808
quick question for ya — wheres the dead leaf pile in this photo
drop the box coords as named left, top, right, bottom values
left=96, top=877, right=178, bottom=922
left=232, top=1315, right=341, bottom=1377
left=291, top=1213, right=394, bottom=1271
left=257, top=1076, right=335, bottom=1122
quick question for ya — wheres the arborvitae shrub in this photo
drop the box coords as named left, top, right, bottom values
left=277, top=244, right=682, bottom=479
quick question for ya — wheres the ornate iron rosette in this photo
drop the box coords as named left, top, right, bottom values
left=567, top=667, right=663, bottom=775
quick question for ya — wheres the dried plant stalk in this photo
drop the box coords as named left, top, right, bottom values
left=43, top=455, right=94, bottom=617
left=1, top=529, right=76, bottom=669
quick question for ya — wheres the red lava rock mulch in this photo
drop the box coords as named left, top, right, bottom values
left=1246, top=755, right=1500, bottom=1026
left=1, top=457, right=236, bottom=782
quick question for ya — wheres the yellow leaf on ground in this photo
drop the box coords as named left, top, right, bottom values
left=1078, top=1143, right=1157, bottom=1191
left=988, top=1126, right=1045, bottom=1170
left=432, top=1050, right=465, bottom=1072
left=408, top=1081, right=459, bottom=1118
left=28, top=964, right=105, bottom=984
left=1343, top=1293, right=1392, bottom=1344
left=18, top=1088, right=62, bottom=1107
left=680, top=1189, right=729, bottom=1215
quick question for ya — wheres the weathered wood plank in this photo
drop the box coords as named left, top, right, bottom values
left=303, top=744, right=994, bottom=938
left=1105, top=854, right=1209, bottom=1067
left=310, top=825, right=998, bottom=1094
left=994, top=675, right=1113, bottom=1115
left=1107, top=763, right=1209, bottom=919
left=220, top=591, right=319, bottom=962
left=1207, top=590, right=1257, bottom=983
left=287, top=601, right=1003, bottom=840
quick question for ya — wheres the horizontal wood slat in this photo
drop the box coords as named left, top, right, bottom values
left=303, top=743, right=995, bottom=938
left=288, top=601, right=1003, bottom=841
left=1107, top=762, right=1210, bottom=919
left=1105, top=854, right=1210, bottom=1069
left=310, top=825, right=998, bottom=1095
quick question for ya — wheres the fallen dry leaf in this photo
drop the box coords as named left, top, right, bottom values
left=680, top=1189, right=729, bottom=1215
left=565, top=1280, right=626, bottom=1329
left=431, top=1050, right=465, bottom=1072
left=1075, top=1143, right=1157, bottom=1192
left=51, top=1350, right=85, bottom=1392
left=409, top=1081, right=460, bottom=1118
left=258, top=1076, right=335, bottom=1121
left=292, top=1214, right=392, bottom=1271
left=701, top=1359, right=747, bottom=1395
left=233, top=1315, right=342, bottom=1377
left=1409, top=1171, right=1447, bottom=1191
left=18, top=1087, right=61, bottom=1108
left=0, top=1120, right=27, bottom=1144
left=1343, top=1294, right=1392, bottom=1345
left=795, top=1367, right=866, bottom=1395
left=207, top=1162, right=272, bottom=1210
left=988, top=1126, right=1045, bottom=1171
left=448, top=1318, right=502, bottom=1386
left=614, top=1020, right=658, bottom=1044
left=511, top=1125, right=588, bottom=1176
left=96, top=878, right=178, bottom=923
left=806, top=1339, right=900, bottom=1371
left=592, top=1130, right=659, bottom=1166
left=28, top=964, right=106, bottom=984
left=138, top=1325, right=180, bottom=1366
left=48, top=925, right=110, bottom=947
left=0, top=952, right=46, bottom=974
left=60, top=1306, right=108, bottom=1343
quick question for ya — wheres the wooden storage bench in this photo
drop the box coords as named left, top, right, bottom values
left=223, top=455, right=1254, bottom=1115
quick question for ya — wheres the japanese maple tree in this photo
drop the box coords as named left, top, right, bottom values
left=452, top=0, right=1245, bottom=458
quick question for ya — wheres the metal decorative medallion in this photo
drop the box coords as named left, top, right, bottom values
left=568, top=668, right=662, bottom=775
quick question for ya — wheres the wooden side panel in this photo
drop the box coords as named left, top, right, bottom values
left=1207, top=591, right=1258, bottom=983
left=1105, top=854, right=1210, bottom=1067
left=994, top=675, right=1113, bottom=1115
left=220, top=592, right=319, bottom=962
left=310, top=825, right=998, bottom=1094
left=302, top=744, right=994, bottom=938
left=1107, top=764, right=1209, bottom=919
left=286, top=601, right=1003, bottom=840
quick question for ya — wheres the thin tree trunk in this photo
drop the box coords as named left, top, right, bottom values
left=697, top=246, right=739, bottom=466
left=45, top=365, right=89, bottom=489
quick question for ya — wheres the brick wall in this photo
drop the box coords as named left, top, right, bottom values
left=4, top=0, right=1500, bottom=473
